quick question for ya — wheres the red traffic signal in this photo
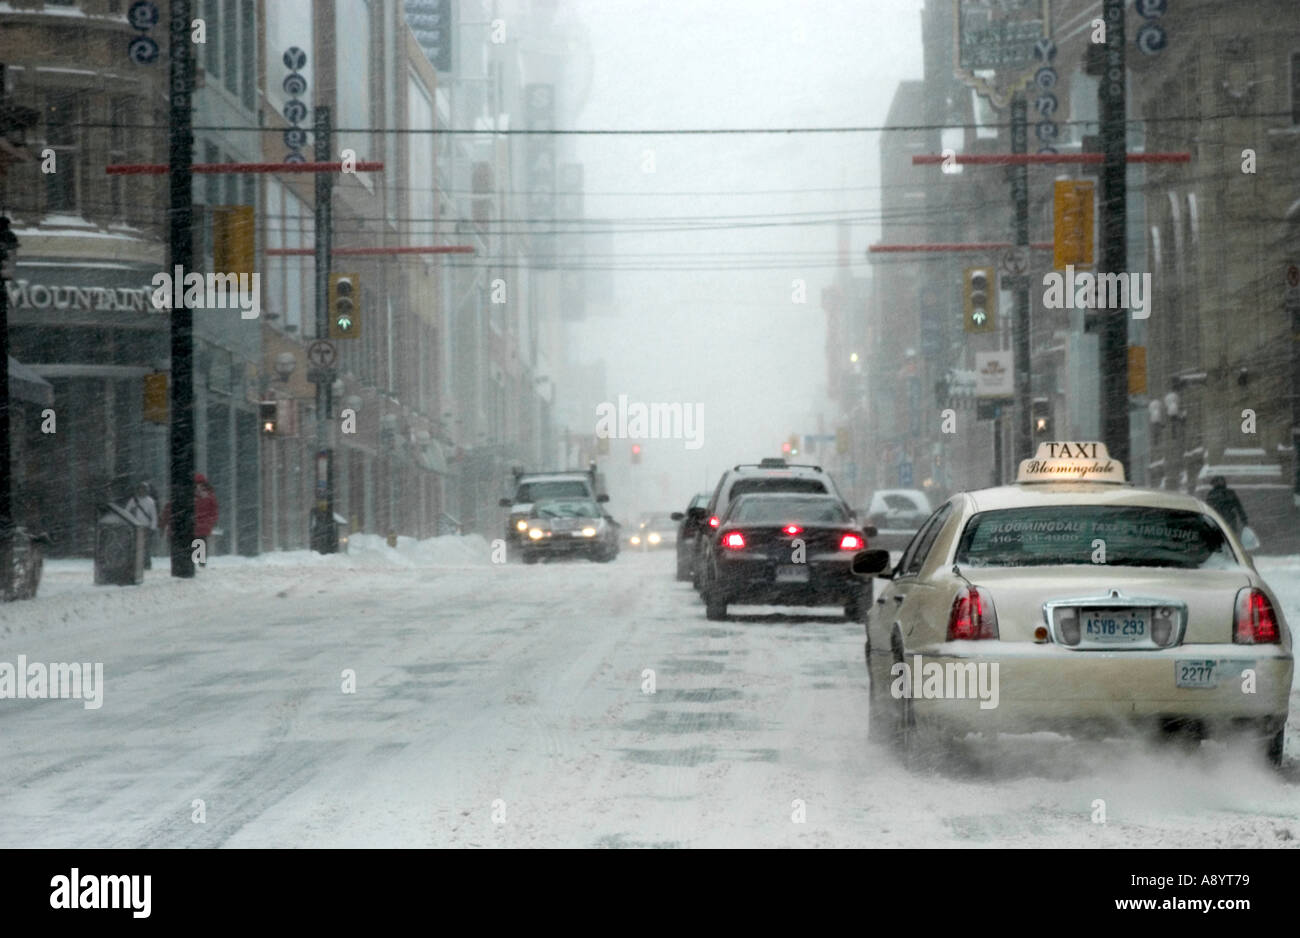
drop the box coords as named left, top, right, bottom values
left=631, top=444, right=642, bottom=464
left=781, top=442, right=792, bottom=454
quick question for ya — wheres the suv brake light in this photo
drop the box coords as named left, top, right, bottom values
left=708, top=516, right=720, bottom=528
left=722, top=532, right=746, bottom=550
left=1234, top=588, right=1280, bottom=644
left=947, top=586, right=998, bottom=641
left=839, top=533, right=864, bottom=550
left=782, top=524, right=803, bottom=536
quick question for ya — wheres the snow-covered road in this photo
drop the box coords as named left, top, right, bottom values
left=1, top=539, right=1297, bottom=848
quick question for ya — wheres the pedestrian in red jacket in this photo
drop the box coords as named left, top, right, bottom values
left=161, top=473, right=220, bottom=566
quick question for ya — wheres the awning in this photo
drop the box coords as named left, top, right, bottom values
left=417, top=439, right=449, bottom=474
left=8, top=357, right=54, bottom=406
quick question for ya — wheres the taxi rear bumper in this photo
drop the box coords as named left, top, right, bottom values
left=894, top=642, right=1292, bottom=739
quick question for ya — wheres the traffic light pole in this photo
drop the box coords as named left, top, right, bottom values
left=1010, top=94, right=1032, bottom=466
left=312, top=105, right=337, bottom=553
left=168, top=0, right=196, bottom=578
left=1099, top=0, right=1130, bottom=469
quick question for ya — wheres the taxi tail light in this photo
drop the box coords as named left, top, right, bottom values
left=947, top=586, right=998, bottom=641
left=1234, top=588, right=1280, bottom=644
left=838, top=533, right=864, bottom=550
left=722, top=531, right=746, bottom=550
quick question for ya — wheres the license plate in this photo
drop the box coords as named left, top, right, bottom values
left=1176, top=659, right=1216, bottom=688
left=1082, top=608, right=1149, bottom=643
left=774, top=565, right=809, bottom=583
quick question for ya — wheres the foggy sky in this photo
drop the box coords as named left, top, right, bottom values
left=555, top=0, right=926, bottom=510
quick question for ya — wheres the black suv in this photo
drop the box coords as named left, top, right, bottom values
left=692, top=459, right=850, bottom=593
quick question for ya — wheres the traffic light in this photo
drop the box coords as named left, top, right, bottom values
left=259, top=400, right=278, bottom=435
left=787, top=433, right=799, bottom=456
left=963, top=266, right=997, bottom=333
left=631, top=443, right=642, bottom=464
left=328, top=273, right=361, bottom=339
left=1031, top=398, right=1052, bottom=438
left=781, top=441, right=791, bottom=455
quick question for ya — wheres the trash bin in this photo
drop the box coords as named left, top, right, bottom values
left=309, top=506, right=348, bottom=554
left=95, top=503, right=147, bottom=586
left=0, top=524, right=48, bottom=602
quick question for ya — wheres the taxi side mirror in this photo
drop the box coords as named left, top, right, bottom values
left=851, top=548, right=892, bottom=577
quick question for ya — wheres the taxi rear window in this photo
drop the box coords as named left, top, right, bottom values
left=954, top=506, right=1237, bottom=569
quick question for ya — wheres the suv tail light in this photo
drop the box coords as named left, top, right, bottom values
left=947, top=586, right=998, bottom=641
left=838, top=533, right=864, bottom=550
left=708, top=516, right=720, bottom=528
left=722, top=532, right=746, bottom=550
left=1234, top=588, right=1280, bottom=644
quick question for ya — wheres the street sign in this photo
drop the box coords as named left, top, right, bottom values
left=128, top=0, right=160, bottom=29
left=1053, top=180, right=1095, bottom=268
left=1128, top=345, right=1148, bottom=395
left=954, top=0, right=1052, bottom=109
left=308, top=340, right=337, bottom=369
left=999, top=245, right=1030, bottom=278
left=975, top=351, right=1015, bottom=399
left=283, top=47, right=307, bottom=71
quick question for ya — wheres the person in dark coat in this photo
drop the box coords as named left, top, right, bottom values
left=1205, top=475, right=1248, bottom=535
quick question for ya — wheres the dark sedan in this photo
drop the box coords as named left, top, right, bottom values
left=699, top=493, right=874, bottom=621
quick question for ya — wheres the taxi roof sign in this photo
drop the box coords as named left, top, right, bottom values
left=1016, top=441, right=1126, bottom=484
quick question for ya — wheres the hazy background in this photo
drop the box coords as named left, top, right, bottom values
left=556, top=0, right=927, bottom=509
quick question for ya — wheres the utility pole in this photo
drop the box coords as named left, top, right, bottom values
left=311, top=105, right=338, bottom=553
left=168, top=0, right=196, bottom=578
left=1009, top=94, right=1032, bottom=466
left=1099, top=0, right=1130, bottom=468
left=0, top=216, right=16, bottom=530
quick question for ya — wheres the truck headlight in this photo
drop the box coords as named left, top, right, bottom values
left=582, top=526, right=597, bottom=537
left=648, top=532, right=661, bottom=545
left=515, top=519, right=529, bottom=532
left=528, top=528, right=545, bottom=540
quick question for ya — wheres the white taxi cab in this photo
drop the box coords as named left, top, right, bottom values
left=850, top=442, right=1293, bottom=769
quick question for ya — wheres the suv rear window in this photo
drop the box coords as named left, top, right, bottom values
left=955, top=506, right=1237, bottom=569
left=729, top=478, right=827, bottom=498
left=732, top=497, right=846, bottom=523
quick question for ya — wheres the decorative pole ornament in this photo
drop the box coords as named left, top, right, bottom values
left=127, top=1, right=161, bottom=65
left=282, top=48, right=309, bottom=164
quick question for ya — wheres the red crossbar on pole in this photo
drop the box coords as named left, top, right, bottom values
left=912, top=152, right=1189, bottom=166
left=105, top=161, right=384, bottom=175
left=266, top=246, right=475, bottom=256
left=869, top=242, right=1053, bottom=253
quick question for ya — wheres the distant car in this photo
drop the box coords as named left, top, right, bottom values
left=629, top=512, right=677, bottom=551
left=853, top=441, right=1293, bottom=770
left=694, top=459, right=850, bottom=593
left=863, top=488, right=933, bottom=553
left=671, top=492, right=710, bottom=581
left=700, top=493, right=873, bottom=622
left=499, top=468, right=608, bottom=550
left=520, top=497, right=619, bottom=564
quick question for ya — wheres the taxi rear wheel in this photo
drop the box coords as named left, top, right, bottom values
left=1265, top=729, right=1284, bottom=769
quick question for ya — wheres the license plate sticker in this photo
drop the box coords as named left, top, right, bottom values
left=1083, top=608, right=1149, bottom=642
left=775, top=565, right=810, bottom=583
left=1176, top=659, right=1216, bottom=688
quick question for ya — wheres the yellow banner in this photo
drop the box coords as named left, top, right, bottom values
left=1053, top=180, right=1095, bottom=269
